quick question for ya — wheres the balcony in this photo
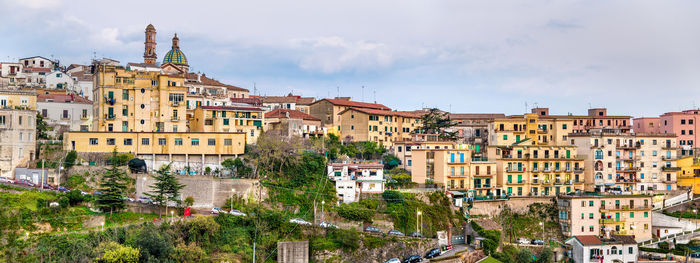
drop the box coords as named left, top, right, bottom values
left=615, top=167, right=639, bottom=173
left=531, top=179, right=540, bottom=184
left=473, top=173, right=493, bottom=177
left=574, top=168, right=584, bottom=173
left=599, top=218, right=625, bottom=224
left=105, top=114, right=115, bottom=120
left=507, top=180, right=525, bottom=185
left=104, top=97, right=116, bottom=105
left=615, top=178, right=640, bottom=183
left=171, top=116, right=180, bottom=121
left=600, top=205, right=650, bottom=212
left=662, top=167, right=681, bottom=172
left=662, top=179, right=677, bottom=184
left=80, top=115, right=89, bottom=120
left=506, top=167, right=524, bottom=172
left=662, top=144, right=677, bottom=150
left=618, top=143, right=641, bottom=149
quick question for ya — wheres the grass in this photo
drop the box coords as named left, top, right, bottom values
left=480, top=256, right=503, bottom=263
left=0, top=184, right=28, bottom=192
left=0, top=190, right=57, bottom=210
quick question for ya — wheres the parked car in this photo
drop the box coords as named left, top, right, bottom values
left=690, top=253, right=700, bottom=258
left=364, top=226, right=382, bottom=234
left=289, top=218, right=312, bottom=226
left=137, top=196, right=153, bottom=204
left=211, top=207, right=223, bottom=214
left=384, top=258, right=401, bottom=263
left=409, top=232, right=422, bottom=238
left=402, top=255, right=421, bottom=263
left=320, top=221, right=339, bottom=229
left=0, top=177, right=13, bottom=183
left=42, top=184, right=56, bottom=190
left=17, top=179, right=35, bottom=187
left=518, top=237, right=530, bottom=245
left=57, top=186, right=69, bottom=192
left=424, top=248, right=441, bottom=259
left=531, top=239, right=545, bottom=245
left=388, top=230, right=405, bottom=236
left=229, top=210, right=247, bottom=216
left=92, top=191, right=102, bottom=195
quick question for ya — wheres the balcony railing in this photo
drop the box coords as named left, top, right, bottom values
left=80, top=115, right=89, bottom=120
left=105, top=114, right=115, bottom=120
left=600, top=205, right=650, bottom=211
left=662, top=167, right=681, bottom=172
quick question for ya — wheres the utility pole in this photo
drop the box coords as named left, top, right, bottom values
left=253, top=242, right=256, bottom=263
left=41, top=159, right=45, bottom=189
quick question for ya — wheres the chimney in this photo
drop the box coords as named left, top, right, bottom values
left=197, top=73, right=201, bottom=82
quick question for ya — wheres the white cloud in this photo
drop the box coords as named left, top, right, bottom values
left=291, top=36, right=396, bottom=74
left=15, top=0, right=60, bottom=9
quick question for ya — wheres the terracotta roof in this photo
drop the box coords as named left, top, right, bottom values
left=339, top=107, right=421, bottom=118
left=230, top=97, right=263, bottom=106
left=296, top=97, right=315, bottom=105
left=315, top=98, right=390, bottom=110
left=69, top=71, right=93, bottom=81
left=262, top=94, right=315, bottom=105
left=201, top=106, right=264, bottom=112
left=265, top=109, right=320, bottom=121
left=185, top=73, right=249, bottom=92
left=37, top=93, right=92, bottom=104
left=610, top=235, right=637, bottom=245
left=225, top=85, right=248, bottom=92
left=571, top=236, right=603, bottom=246
left=449, top=113, right=506, bottom=119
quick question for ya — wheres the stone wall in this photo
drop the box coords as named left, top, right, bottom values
left=469, top=197, right=554, bottom=217
left=135, top=175, right=265, bottom=208
left=312, top=235, right=437, bottom=263
left=278, top=241, right=309, bottom=263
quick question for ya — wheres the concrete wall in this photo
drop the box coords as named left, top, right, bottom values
left=135, top=174, right=265, bottom=208
left=278, top=241, right=309, bottom=263
left=469, top=197, right=554, bottom=217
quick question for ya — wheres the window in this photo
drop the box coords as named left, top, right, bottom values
left=175, top=138, right=183, bottom=145
left=250, top=129, right=255, bottom=137
left=142, top=138, right=150, bottom=145
left=158, top=138, right=166, bottom=145
left=223, top=119, right=229, bottom=125
left=589, top=213, right=594, bottom=219
left=562, top=124, right=567, bottom=129
left=503, top=135, right=508, bottom=140
left=124, top=139, right=132, bottom=145
left=408, top=160, right=412, bottom=166
left=629, top=247, right=633, bottom=254
left=589, top=201, right=594, bottom=206
left=644, top=212, right=648, bottom=218
left=208, top=139, right=216, bottom=145
left=122, top=90, right=129, bottom=100
left=589, top=226, right=594, bottom=232
left=168, top=93, right=184, bottom=103
left=107, top=138, right=115, bottom=145
left=89, top=138, right=98, bottom=145
left=630, top=212, right=634, bottom=218
left=224, top=139, right=232, bottom=145
left=191, top=138, right=199, bottom=146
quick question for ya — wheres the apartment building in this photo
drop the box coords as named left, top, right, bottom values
left=327, top=163, right=385, bottom=203
left=411, top=146, right=498, bottom=198
left=447, top=113, right=505, bottom=158
left=308, top=98, right=390, bottom=132
left=264, top=109, right=324, bottom=138
left=337, top=108, right=421, bottom=146
left=91, top=65, right=188, bottom=133
left=190, top=106, right=264, bottom=143
left=569, top=132, right=679, bottom=192
left=531, top=107, right=631, bottom=134
left=261, top=94, right=315, bottom=113
left=676, top=156, right=700, bottom=194
left=558, top=194, right=653, bottom=241
left=634, top=109, right=700, bottom=156
left=0, top=62, right=26, bottom=88
left=64, top=132, right=245, bottom=173
left=488, top=112, right=585, bottom=197
left=37, top=93, right=92, bottom=132
left=566, top=235, right=638, bottom=263
left=0, top=90, right=37, bottom=179
left=391, top=141, right=455, bottom=171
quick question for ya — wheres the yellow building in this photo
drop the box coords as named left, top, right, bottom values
left=558, top=194, right=653, bottom=241
left=0, top=90, right=37, bottom=179
left=677, top=156, right=700, bottom=194
left=337, top=108, right=420, bottom=146
left=92, top=65, right=188, bottom=133
left=488, top=113, right=584, bottom=197
left=190, top=106, right=264, bottom=143
left=309, top=98, right=390, bottom=129
left=410, top=145, right=498, bottom=198
left=64, top=132, right=245, bottom=173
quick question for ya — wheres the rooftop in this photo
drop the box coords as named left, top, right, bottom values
left=200, top=106, right=264, bottom=112
left=265, top=109, right=320, bottom=121
left=37, top=93, right=91, bottom=104
left=314, top=98, right=390, bottom=110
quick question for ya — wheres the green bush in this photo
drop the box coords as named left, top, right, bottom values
left=336, top=202, right=375, bottom=222
left=382, top=190, right=404, bottom=203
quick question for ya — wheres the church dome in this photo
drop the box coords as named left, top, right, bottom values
left=162, top=33, right=188, bottom=66
left=163, top=48, right=188, bottom=65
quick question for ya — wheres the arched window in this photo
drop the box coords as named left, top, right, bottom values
left=595, top=150, right=604, bottom=159
left=611, top=246, right=618, bottom=254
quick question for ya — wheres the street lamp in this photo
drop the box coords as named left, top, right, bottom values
left=171, top=211, right=174, bottom=222
left=694, top=209, right=698, bottom=229
left=231, top=189, right=235, bottom=212
left=539, top=221, right=544, bottom=244
left=101, top=222, right=104, bottom=231
left=321, top=200, right=325, bottom=223
left=417, top=210, right=422, bottom=234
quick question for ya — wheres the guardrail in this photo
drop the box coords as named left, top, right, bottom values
left=639, top=228, right=700, bottom=247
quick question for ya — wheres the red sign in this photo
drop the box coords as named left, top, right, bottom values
left=184, top=207, right=191, bottom=217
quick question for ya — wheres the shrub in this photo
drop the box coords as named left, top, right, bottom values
left=382, top=190, right=404, bottom=203
left=336, top=202, right=374, bottom=222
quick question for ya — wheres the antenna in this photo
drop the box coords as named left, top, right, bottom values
left=525, top=102, right=528, bottom=113
left=362, top=86, right=364, bottom=102
left=336, top=86, right=340, bottom=98
left=588, top=102, right=592, bottom=109
left=373, top=90, right=376, bottom=103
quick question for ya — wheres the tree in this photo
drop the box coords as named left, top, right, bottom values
left=535, top=248, right=553, bottom=263
left=221, top=158, right=236, bottom=176
left=515, top=249, right=533, bottom=263
left=36, top=112, right=49, bottom=140
left=418, top=108, right=457, bottom=141
left=383, top=154, right=401, bottom=170
left=95, top=150, right=129, bottom=216
left=184, top=196, right=195, bottom=207
left=145, top=164, right=185, bottom=218
left=94, top=241, right=140, bottom=263
left=64, top=151, right=78, bottom=170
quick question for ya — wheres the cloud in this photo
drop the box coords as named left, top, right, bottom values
left=291, top=37, right=395, bottom=74
left=15, top=0, right=61, bottom=9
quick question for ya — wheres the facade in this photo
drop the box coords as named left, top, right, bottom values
left=337, top=108, right=420, bottom=146
left=410, top=146, right=498, bottom=197
left=91, top=65, right=188, bottom=133
left=64, top=131, right=245, bottom=173
left=633, top=110, right=700, bottom=156
left=264, top=109, right=324, bottom=138
left=676, top=156, right=700, bottom=194
left=45, top=70, right=74, bottom=90
left=261, top=94, right=315, bottom=113
left=190, top=106, right=264, bottom=143
left=309, top=98, right=390, bottom=130
left=0, top=90, right=37, bottom=179
left=558, top=194, right=653, bottom=241
left=19, top=56, right=55, bottom=70
left=0, top=62, right=26, bottom=88
left=531, top=107, right=632, bottom=134
left=37, top=93, right=93, bottom=133
left=327, top=163, right=385, bottom=203
left=391, top=141, right=455, bottom=172
left=447, top=113, right=505, bottom=158
left=565, top=235, right=638, bottom=263
left=570, top=132, right=679, bottom=192
left=488, top=113, right=585, bottom=197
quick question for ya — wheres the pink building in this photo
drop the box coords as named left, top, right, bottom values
left=633, top=109, right=700, bottom=156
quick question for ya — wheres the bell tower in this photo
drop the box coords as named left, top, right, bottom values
left=144, top=24, right=157, bottom=64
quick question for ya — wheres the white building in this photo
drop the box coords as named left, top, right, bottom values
left=327, top=163, right=385, bottom=204
left=45, top=70, right=74, bottom=90
left=19, top=56, right=55, bottom=70
left=0, top=62, right=26, bottom=88
left=37, top=93, right=93, bottom=133
left=566, top=235, right=638, bottom=263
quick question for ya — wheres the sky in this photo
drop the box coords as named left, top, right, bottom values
left=1, top=0, right=699, bottom=117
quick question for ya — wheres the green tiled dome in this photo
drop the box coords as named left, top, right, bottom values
left=163, top=48, right=188, bottom=66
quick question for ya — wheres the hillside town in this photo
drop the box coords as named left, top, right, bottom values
left=2, top=23, right=700, bottom=263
